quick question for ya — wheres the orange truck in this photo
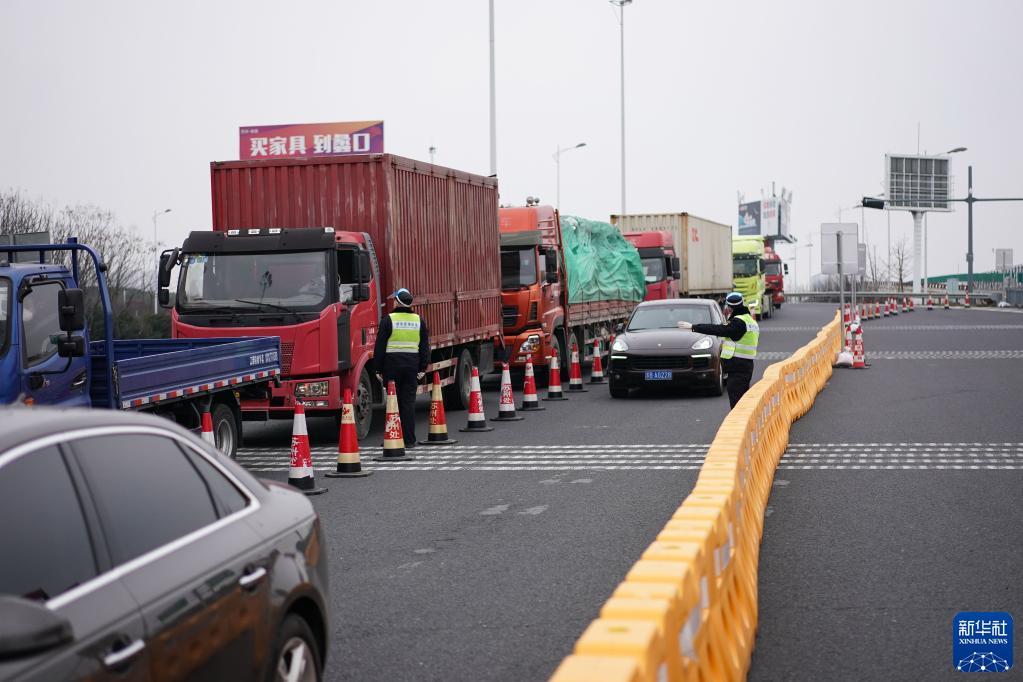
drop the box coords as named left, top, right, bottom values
left=499, top=203, right=643, bottom=376
left=622, top=231, right=680, bottom=301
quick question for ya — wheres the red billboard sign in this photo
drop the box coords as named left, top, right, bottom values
left=239, top=120, right=384, bottom=160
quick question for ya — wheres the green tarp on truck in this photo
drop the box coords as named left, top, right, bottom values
left=560, top=215, right=646, bottom=304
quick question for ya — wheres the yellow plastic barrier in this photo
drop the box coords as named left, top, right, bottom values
left=551, top=312, right=843, bottom=682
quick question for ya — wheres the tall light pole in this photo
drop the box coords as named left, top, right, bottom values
left=488, top=0, right=497, bottom=177
left=610, top=0, right=632, bottom=216
left=152, top=208, right=171, bottom=315
left=553, top=142, right=586, bottom=210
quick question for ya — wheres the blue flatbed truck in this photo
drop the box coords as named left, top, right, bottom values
left=0, top=240, right=281, bottom=457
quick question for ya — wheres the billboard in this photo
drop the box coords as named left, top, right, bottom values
left=738, top=201, right=761, bottom=235
left=239, top=120, right=384, bottom=160
left=738, top=197, right=791, bottom=239
left=885, top=154, right=952, bottom=212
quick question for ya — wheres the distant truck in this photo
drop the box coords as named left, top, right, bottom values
left=732, top=235, right=774, bottom=319
left=500, top=204, right=644, bottom=376
left=168, top=154, right=503, bottom=440
left=763, top=244, right=787, bottom=309
left=1, top=240, right=281, bottom=456
left=622, top=231, right=680, bottom=301
left=610, top=213, right=733, bottom=300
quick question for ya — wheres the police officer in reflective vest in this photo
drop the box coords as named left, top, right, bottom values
left=684, top=291, right=759, bottom=408
left=374, top=288, right=430, bottom=448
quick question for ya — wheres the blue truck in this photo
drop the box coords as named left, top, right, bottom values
left=0, top=239, right=281, bottom=457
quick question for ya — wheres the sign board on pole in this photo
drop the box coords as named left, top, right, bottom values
left=885, top=154, right=952, bottom=212
left=857, top=243, right=867, bottom=277
left=995, top=248, right=1013, bottom=271
left=239, top=120, right=384, bottom=160
left=819, top=223, right=859, bottom=274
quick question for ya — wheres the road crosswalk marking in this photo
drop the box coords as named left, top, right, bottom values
left=235, top=442, right=1023, bottom=472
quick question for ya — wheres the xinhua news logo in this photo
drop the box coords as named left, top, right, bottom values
left=953, top=612, right=1013, bottom=673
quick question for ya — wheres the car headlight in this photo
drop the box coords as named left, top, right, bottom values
left=295, top=380, right=330, bottom=397
left=518, top=334, right=542, bottom=354
left=611, top=336, right=629, bottom=352
left=691, top=336, right=713, bottom=350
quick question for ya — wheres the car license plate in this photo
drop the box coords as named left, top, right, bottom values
left=644, top=370, right=672, bottom=381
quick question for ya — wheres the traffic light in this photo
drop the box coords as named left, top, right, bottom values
left=861, top=197, right=886, bottom=209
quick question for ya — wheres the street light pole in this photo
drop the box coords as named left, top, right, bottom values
left=610, top=0, right=632, bottom=216
left=488, top=0, right=497, bottom=177
left=553, top=142, right=586, bottom=211
left=151, top=208, right=171, bottom=315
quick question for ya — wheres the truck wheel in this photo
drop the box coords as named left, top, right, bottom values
left=211, top=403, right=238, bottom=459
left=354, top=370, right=374, bottom=441
left=563, top=332, right=577, bottom=380
left=443, top=348, right=472, bottom=410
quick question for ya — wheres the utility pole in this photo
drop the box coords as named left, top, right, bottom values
left=488, top=0, right=497, bottom=177
left=610, top=0, right=632, bottom=216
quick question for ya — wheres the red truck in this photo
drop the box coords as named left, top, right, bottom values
left=168, top=154, right=502, bottom=439
left=763, top=244, right=787, bottom=309
left=622, top=231, right=680, bottom=301
left=499, top=203, right=643, bottom=376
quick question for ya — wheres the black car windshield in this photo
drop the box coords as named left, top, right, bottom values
left=0, top=278, right=9, bottom=353
left=628, top=305, right=714, bottom=330
left=501, top=248, right=538, bottom=288
left=178, top=251, right=330, bottom=312
left=733, top=257, right=758, bottom=277
left=764, top=261, right=782, bottom=276
left=641, top=257, right=666, bottom=283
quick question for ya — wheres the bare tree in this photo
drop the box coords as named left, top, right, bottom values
left=887, top=238, right=911, bottom=293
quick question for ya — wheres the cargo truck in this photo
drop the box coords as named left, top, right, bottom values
left=732, top=235, right=774, bottom=319
left=763, top=244, right=787, bottom=309
left=622, top=231, right=680, bottom=301
left=1, top=240, right=281, bottom=457
left=610, top=213, right=732, bottom=300
left=500, top=204, right=645, bottom=377
left=168, top=154, right=503, bottom=440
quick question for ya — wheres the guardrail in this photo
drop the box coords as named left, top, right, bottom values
left=785, top=291, right=1003, bottom=304
left=550, top=312, right=843, bottom=682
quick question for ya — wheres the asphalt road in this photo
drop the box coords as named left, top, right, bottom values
left=238, top=303, right=838, bottom=681
left=749, top=306, right=1023, bottom=681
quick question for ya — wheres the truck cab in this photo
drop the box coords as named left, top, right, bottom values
left=732, top=235, right=773, bottom=319
left=622, top=231, right=681, bottom=301
left=763, top=245, right=787, bottom=309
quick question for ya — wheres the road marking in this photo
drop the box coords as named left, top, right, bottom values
left=761, top=350, right=1023, bottom=360
left=518, top=505, right=548, bottom=515
left=480, top=505, right=510, bottom=515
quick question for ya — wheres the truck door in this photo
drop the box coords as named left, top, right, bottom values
left=19, top=279, right=90, bottom=406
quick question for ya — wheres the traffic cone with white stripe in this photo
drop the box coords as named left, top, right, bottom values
left=892, top=297, right=900, bottom=315
left=200, top=407, right=215, bottom=446
left=909, top=297, right=915, bottom=312
left=459, top=366, right=494, bottom=432
left=492, top=363, right=524, bottom=421
left=327, top=389, right=372, bottom=478
left=590, top=338, right=606, bottom=383
left=874, top=301, right=880, bottom=319
left=944, top=295, right=950, bottom=309
left=375, top=381, right=414, bottom=461
left=520, top=359, right=545, bottom=411
left=852, top=324, right=867, bottom=369
left=545, top=354, right=567, bottom=400
left=568, top=344, right=588, bottom=392
left=420, top=372, right=458, bottom=445
left=965, top=292, right=971, bottom=308
left=288, top=403, right=327, bottom=495
left=902, top=297, right=908, bottom=314
left=927, top=295, right=933, bottom=310
left=882, top=300, right=889, bottom=317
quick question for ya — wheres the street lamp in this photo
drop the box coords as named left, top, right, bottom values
left=553, top=142, right=586, bottom=210
left=152, top=208, right=171, bottom=315
left=610, top=0, right=632, bottom=216
left=488, top=0, right=497, bottom=177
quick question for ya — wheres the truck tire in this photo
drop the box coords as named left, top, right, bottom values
left=353, top=369, right=374, bottom=441
left=563, top=331, right=577, bottom=381
left=443, top=348, right=473, bottom=410
left=211, top=402, right=238, bottom=459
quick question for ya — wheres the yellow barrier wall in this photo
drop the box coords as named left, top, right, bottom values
left=551, top=312, right=843, bottom=682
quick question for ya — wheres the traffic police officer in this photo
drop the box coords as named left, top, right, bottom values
left=681, top=291, right=759, bottom=408
left=374, top=288, right=429, bottom=448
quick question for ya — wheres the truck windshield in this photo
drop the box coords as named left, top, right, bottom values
left=764, top=261, right=782, bottom=276
left=733, top=258, right=759, bottom=277
left=0, top=278, right=9, bottom=354
left=628, top=305, right=714, bottom=330
left=501, top=248, right=537, bottom=288
left=641, top=257, right=666, bottom=283
left=178, top=251, right=330, bottom=313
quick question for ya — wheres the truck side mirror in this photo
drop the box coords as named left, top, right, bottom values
left=545, top=270, right=558, bottom=285
left=783, top=263, right=789, bottom=275
left=158, top=289, right=171, bottom=307
left=58, top=335, right=86, bottom=358
left=158, top=248, right=179, bottom=288
left=357, top=252, right=371, bottom=283
left=671, top=257, right=681, bottom=279
left=57, top=288, right=85, bottom=332
left=352, top=283, right=370, bottom=302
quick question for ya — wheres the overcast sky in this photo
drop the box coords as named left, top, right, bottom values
left=2, top=0, right=1021, bottom=287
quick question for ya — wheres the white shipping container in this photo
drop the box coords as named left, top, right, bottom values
left=611, top=213, right=733, bottom=296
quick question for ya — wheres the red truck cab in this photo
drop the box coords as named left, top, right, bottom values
left=763, top=245, right=786, bottom=308
left=623, top=231, right=680, bottom=301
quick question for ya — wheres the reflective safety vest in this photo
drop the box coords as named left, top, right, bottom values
left=720, top=314, right=759, bottom=360
left=385, top=311, right=421, bottom=353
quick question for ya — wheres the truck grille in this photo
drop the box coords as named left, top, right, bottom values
left=280, top=342, right=294, bottom=374
left=502, top=306, right=519, bottom=327
left=630, top=356, right=691, bottom=370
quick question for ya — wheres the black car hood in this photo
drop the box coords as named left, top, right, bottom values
left=621, top=329, right=709, bottom=351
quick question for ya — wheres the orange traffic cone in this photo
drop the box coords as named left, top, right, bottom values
left=927, top=295, right=933, bottom=310
left=590, top=338, right=606, bottom=383
left=965, top=292, right=971, bottom=308
left=843, top=304, right=850, bottom=326
left=288, top=403, right=327, bottom=495
left=375, top=381, right=414, bottom=461
left=852, top=325, right=867, bottom=369
left=568, top=344, right=588, bottom=392
left=545, top=354, right=567, bottom=400
left=944, top=295, right=950, bottom=309
left=200, top=407, right=215, bottom=446
left=882, top=300, right=889, bottom=317
left=909, top=297, right=915, bottom=312
left=902, top=297, right=908, bottom=314
left=327, top=388, right=372, bottom=478
left=492, top=362, right=524, bottom=421
left=520, top=358, right=545, bottom=411
left=420, top=372, right=458, bottom=445
left=459, top=366, right=494, bottom=432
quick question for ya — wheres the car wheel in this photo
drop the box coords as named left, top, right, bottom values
left=708, top=369, right=724, bottom=396
left=268, top=614, right=322, bottom=682
left=443, top=348, right=473, bottom=410
left=609, top=381, right=629, bottom=399
left=211, top=403, right=238, bottom=458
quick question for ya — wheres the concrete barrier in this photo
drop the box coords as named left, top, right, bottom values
left=549, top=311, right=843, bottom=682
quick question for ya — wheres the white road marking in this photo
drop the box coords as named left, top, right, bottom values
left=480, top=505, right=510, bottom=515
left=518, top=506, right=548, bottom=515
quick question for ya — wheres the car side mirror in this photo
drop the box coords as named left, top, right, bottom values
left=615, top=323, right=625, bottom=334
left=0, top=596, right=74, bottom=659
left=352, top=283, right=370, bottom=302
left=57, top=335, right=86, bottom=358
left=57, top=288, right=85, bottom=332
